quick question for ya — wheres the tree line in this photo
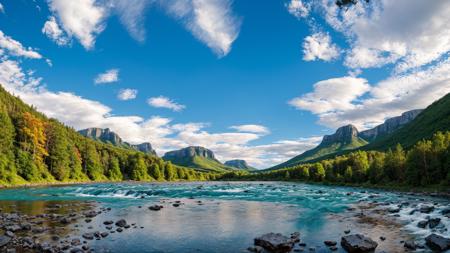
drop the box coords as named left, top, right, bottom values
left=220, top=131, right=450, bottom=187
left=0, top=87, right=217, bottom=186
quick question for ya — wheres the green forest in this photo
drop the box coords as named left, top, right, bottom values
left=221, top=131, right=450, bottom=187
left=0, top=86, right=218, bottom=186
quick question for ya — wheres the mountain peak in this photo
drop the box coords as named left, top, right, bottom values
left=163, top=146, right=216, bottom=160
left=224, top=159, right=255, bottom=170
left=321, top=124, right=359, bottom=145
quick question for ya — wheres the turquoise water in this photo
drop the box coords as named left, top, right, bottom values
left=0, top=182, right=448, bottom=252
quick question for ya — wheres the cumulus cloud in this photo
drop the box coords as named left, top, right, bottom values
left=47, top=0, right=107, bottom=49
left=162, top=0, right=241, bottom=57
left=0, top=3, right=4, bottom=13
left=302, top=32, right=340, bottom=61
left=42, top=16, right=71, bottom=46
left=230, top=124, right=270, bottom=135
left=316, top=0, right=450, bottom=72
left=94, top=69, right=119, bottom=84
left=0, top=30, right=42, bottom=59
left=286, top=0, right=309, bottom=19
left=117, top=88, right=138, bottom=100
left=289, top=59, right=450, bottom=129
left=147, top=96, right=185, bottom=112
left=111, top=0, right=152, bottom=42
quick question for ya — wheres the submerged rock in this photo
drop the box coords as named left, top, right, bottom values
left=417, top=220, right=428, bottom=228
left=425, top=234, right=450, bottom=251
left=149, top=205, right=163, bottom=211
left=403, top=240, right=416, bottom=250
left=341, top=234, right=378, bottom=253
left=324, top=241, right=337, bottom=246
left=115, top=219, right=127, bottom=227
left=254, top=233, right=295, bottom=253
left=419, top=205, right=434, bottom=214
left=428, top=218, right=441, bottom=229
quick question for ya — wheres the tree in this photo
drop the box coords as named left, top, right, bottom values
left=45, top=122, right=71, bottom=181
left=164, top=162, right=176, bottom=181
left=130, top=154, right=149, bottom=181
left=82, top=142, right=105, bottom=180
left=368, top=153, right=385, bottom=184
left=18, top=112, right=48, bottom=166
left=384, top=144, right=406, bottom=182
left=344, top=166, right=353, bottom=183
left=350, top=151, right=369, bottom=183
left=107, top=157, right=123, bottom=181
left=311, top=163, right=325, bottom=181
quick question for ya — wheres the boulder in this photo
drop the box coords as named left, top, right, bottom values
left=425, top=234, right=450, bottom=251
left=420, top=205, right=434, bottom=214
left=341, top=234, right=378, bottom=253
left=324, top=241, right=337, bottom=246
left=254, top=233, right=295, bottom=253
left=149, top=205, right=163, bottom=211
left=403, top=240, right=416, bottom=250
left=0, top=235, right=11, bottom=247
left=428, top=218, right=441, bottom=229
left=417, top=220, right=428, bottom=228
left=115, top=219, right=127, bottom=227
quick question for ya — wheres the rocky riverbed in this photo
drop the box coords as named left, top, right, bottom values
left=0, top=182, right=449, bottom=252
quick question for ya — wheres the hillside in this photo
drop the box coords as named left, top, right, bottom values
left=0, top=85, right=215, bottom=186
left=365, top=93, right=450, bottom=150
left=269, top=125, right=367, bottom=170
left=78, top=127, right=158, bottom=156
left=163, top=146, right=234, bottom=173
left=224, top=160, right=256, bottom=171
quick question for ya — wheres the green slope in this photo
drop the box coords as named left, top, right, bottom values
left=163, top=155, right=234, bottom=173
left=365, top=92, right=450, bottom=150
left=269, top=137, right=367, bottom=170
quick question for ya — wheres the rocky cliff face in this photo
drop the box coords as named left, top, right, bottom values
left=359, top=109, right=423, bottom=141
left=224, top=159, right=255, bottom=170
left=321, top=124, right=359, bottom=145
left=78, top=128, right=123, bottom=145
left=78, top=128, right=157, bottom=155
left=163, top=146, right=216, bottom=160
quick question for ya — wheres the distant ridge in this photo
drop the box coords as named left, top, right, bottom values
left=224, top=160, right=256, bottom=171
left=78, top=127, right=157, bottom=156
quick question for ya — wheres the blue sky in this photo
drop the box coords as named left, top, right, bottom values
left=1, top=0, right=449, bottom=168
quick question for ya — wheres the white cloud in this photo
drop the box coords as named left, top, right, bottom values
left=230, top=124, right=270, bottom=135
left=0, top=30, right=42, bottom=59
left=315, top=0, right=450, bottom=72
left=286, top=0, right=309, bottom=19
left=111, top=0, right=152, bottom=42
left=94, top=69, right=119, bottom=84
left=163, top=0, right=241, bottom=57
left=147, top=96, right=185, bottom=112
left=42, top=16, right=71, bottom=46
left=117, top=88, right=137, bottom=100
left=47, top=0, right=107, bottom=49
left=302, top=32, right=340, bottom=61
left=0, top=3, right=4, bottom=13
left=289, top=77, right=370, bottom=114
left=289, top=59, right=450, bottom=129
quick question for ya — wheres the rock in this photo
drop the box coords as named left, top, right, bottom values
left=403, top=240, right=416, bottom=250
left=441, top=208, right=450, bottom=215
left=82, top=233, right=94, bottom=240
left=388, top=207, right=401, bottom=213
left=324, top=241, right=337, bottom=246
left=60, top=217, right=70, bottom=224
left=428, top=218, right=441, bottom=229
left=5, top=231, right=14, bottom=237
left=254, top=233, right=295, bottom=253
left=115, top=219, right=127, bottom=227
left=417, top=220, right=429, bottom=228
left=379, top=236, right=386, bottom=241
left=0, top=235, right=11, bottom=247
left=103, top=220, right=114, bottom=225
left=420, top=205, right=434, bottom=214
left=344, top=230, right=351, bottom=234
left=172, top=203, right=181, bottom=207
left=329, top=246, right=338, bottom=251
left=101, top=232, right=109, bottom=238
left=425, top=234, right=450, bottom=251
left=70, top=248, right=83, bottom=253
left=116, top=227, right=123, bottom=232
left=247, top=246, right=264, bottom=253
left=149, top=205, right=163, bottom=211
left=71, top=238, right=81, bottom=246
left=6, top=248, right=16, bottom=253
left=341, top=234, right=378, bottom=253
left=83, top=210, right=98, bottom=218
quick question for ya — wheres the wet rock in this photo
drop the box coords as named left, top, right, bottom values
left=417, top=220, right=429, bottom=228
left=254, top=233, right=295, bottom=253
left=103, top=220, right=114, bottom=225
left=105, top=225, right=113, bottom=230
left=247, top=246, right=264, bottom=253
left=101, top=232, right=109, bottom=238
left=425, top=234, right=450, bottom=251
left=60, top=217, right=70, bottom=224
left=115, top=219, right=127, bottom=227
left=172, top=203, right=181, bottom=207
left=324, top=241, right=337, bottom=246
left=428, top=218, right=441, bottom=229
left=149, top=205, right=163, bottom=211
left=379, top=236, right=386, bottom=241
left=6, top=248, right=16, bottom=253
left=5, top=231, right=14, bottom=237
left=403, top=240, right=416, bottom=250
left=82, top=233, right=94, bottom=240
left=388, top=207, right=401, bottom=213
left=0, top=235, right=11, bottom=247
left=116, top=227, right=123, bottom=232
left=291, top=232, right=300, bottom=242
left=70, top=248, right=83, bottom=253
left=341, top=234, right=378, bottom=253
left=441, top=208, right=450, bottom=215
left=71, top=238, right=81, bottom=246
left=420, top=205, right=434, bottom=214
left=344, top=230, right=351, bottom=234
left=83, top=210, right=98, bottom=218
left=329, top=246, right=338, bottom=251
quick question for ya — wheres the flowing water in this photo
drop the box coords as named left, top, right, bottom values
left=0, top=182, right=448, bottom=252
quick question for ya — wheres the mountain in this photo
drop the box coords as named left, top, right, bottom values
left=365, top=93, right=450, bottom=150
left=163, top=146, right=233, bottom=173
left=359, top=109, right=423, bottom=142
left=224, top=160, right=256, bottom=170
left=78, top=128, right=157, bottom=156
left=269, top=125, right=368, bottom=170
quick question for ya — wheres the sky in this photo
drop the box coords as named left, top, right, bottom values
left=0, top=0, right=450, bottom=168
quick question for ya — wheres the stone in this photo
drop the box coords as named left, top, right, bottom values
left=149, top=205, right=163, bottom=211
left=254, top=233, right=295, bottom=253
left=341, top=234, right=378, bottom=253
left=419, top=205, right=434, bottom=214
left=70, top=248, right=83, bottom=253
left=324, top=241, right=337, bottom=246
left=82, top=233, right=94, bottom=240
left=247, top=246, right=264, bottom=253
left=428, top=218, right=441, bottom=229
left=417, top=220, right=428, bottom=228
left=115, top=219, right=127, bottom=227
left=403, top=240, right=416, bottom=250
left=425, top=234, right=450, bottom=251
left=103, top=220, right=114, bottom=225
left=0, top=236, right=11, bottom=247
left=101, top=232, right=109, bottom=238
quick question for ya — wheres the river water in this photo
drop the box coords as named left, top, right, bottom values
left=0, top=182, right=448, bottom=252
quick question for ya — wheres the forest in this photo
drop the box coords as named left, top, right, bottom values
left=221, top=131, right=450, bottom=188
left=0, top=87, right=217, bottom=186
